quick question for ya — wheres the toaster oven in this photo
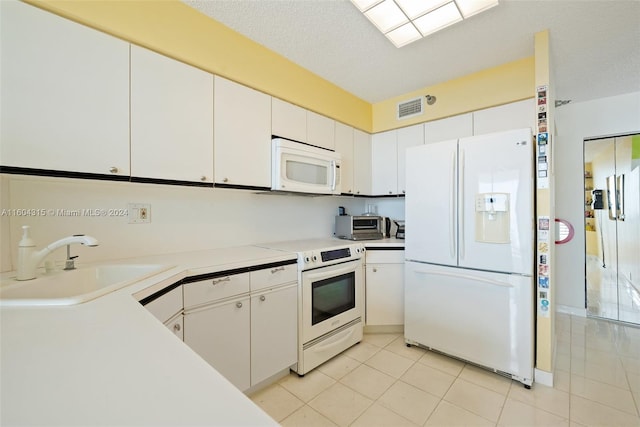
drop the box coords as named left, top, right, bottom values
left=334, top=215, right=383, bottom=240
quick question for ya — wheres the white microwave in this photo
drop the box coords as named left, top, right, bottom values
left=271, top=138, right=341, bottom=195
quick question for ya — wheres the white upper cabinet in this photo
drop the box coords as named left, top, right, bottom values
left=272, top=98, right=335, bottom=150
left=214, top=77, right=272, bottom=188
left=335, top=122, right=355, bottom=195
left=396, top=124, right=424, bottom=195
left=371, top=130, right=398, bottom=196
left=307, top=111, right=335, bottom=151
left=272, top=98, right=307, bottom=143
left=371, top=124, right=424, bottom=196
left=0, top=0, right=130, bottom=176
left=424, top=113, right=473, bottom=144
left=353, top=129, right=372, bottom=196
left=130, top=46, right=214, bottom=183
left=472, top=99, right=535, bottom=135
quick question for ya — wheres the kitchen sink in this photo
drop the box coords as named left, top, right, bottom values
left=0, top=264, right=173, bottom=306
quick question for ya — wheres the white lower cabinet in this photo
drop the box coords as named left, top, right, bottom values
left=184, top=296, right=251, bottom=391
left=165, top=313, right=184, bottom=341
left=250, top=284, right=297, bottom=386
left=182, top=264, right=297, bottom=391
left=144, top=285, right=185, bottom=341
left=365, top=250, right=405, bottom=327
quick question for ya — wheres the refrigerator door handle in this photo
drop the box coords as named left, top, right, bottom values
left=450, top=150, right=457, bottom=259
left=459, top=147, right=465, bottom=260
left=412, top=269, right=514, bottom=289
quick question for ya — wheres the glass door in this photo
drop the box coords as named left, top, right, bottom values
left=584, top=134, right=640, bottom=324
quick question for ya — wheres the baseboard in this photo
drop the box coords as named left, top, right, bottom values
left=534, top=368, right=554, bottom=387
left=556, top=305, right=586, bottom=317
left=244, top=367, right=292, bottom=396
left=363, top=325, right=404, bottom=334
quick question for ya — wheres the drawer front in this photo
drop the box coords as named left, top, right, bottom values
left=366, top=250, right=405, bottom=264
left=145, top=286, right=183, bottom=324
left=250, top=264, right=297, bottom=291
left=184, top=272, right=250, bottom=308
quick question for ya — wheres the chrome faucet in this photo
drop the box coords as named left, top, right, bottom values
left=16, top=226, right=99, bottom=280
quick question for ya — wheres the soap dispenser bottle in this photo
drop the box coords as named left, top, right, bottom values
left=17, top=225, right=36, bottom=280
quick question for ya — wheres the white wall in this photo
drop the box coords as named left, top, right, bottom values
left=0, top=174, right=365, bottom=272
left=554, top=91, right=640, bottom=309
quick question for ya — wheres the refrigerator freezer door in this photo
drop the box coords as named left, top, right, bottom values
left=404, top=261, right=534, bottom=385
left=405, top=139, right=458, bottom=266
left=458, top=128, right=533, bottom=275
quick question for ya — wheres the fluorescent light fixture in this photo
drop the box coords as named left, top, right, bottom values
left=364, top=0, right=408, bottom=33
left=387, top=22, right=422, bottom=47
left=413, top=2, right=462, bottom=37
left=351, top=0, right=382, bottom=12
left=352, top=0, right=498, bottom=47
left=456, top=0, right=499, bottom=18
left=396, top=0, right=448, bottom=19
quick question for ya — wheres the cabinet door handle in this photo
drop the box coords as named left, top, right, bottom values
left=372, top=268, right=377, bottom=273
left=260, top=295, right=266, bottom=302
left=236, top=301, right=243, bottom=308
left=109, top=166, right=118, bottom=174
left=223, top=177, right=229, bottom=183
left=173, top=323, right=181, bottom=332
left=211, top=277, right=231, bottom=285
left=200, top=175, right=207, bottom=181
left=271, top=266, right=285, bottom=274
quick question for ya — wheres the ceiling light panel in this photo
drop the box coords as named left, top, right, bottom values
left=413, top=2, right=462, bottom=36
left=364, top=0, right=408, bottom=33
left=351, top=0, right=498, bottom=47
left=351, top=0, right=383, bottom=12
left=386, top=22, right=422, bottom=47
left=456, top=0, right=499, bottom=18
left=395, top=0, right=449, bottom=19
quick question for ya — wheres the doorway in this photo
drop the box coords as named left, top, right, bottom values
left=584, top=133, right=640, bottom=324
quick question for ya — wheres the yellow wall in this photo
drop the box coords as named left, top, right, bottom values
left=24, top=0, right=534, bottom=135
left=23, top=0, right=372, bottom=132
left=372, top=57, right=535, bottom=133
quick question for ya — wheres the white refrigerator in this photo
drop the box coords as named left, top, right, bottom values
left=404, top=128, right=534, bottom=387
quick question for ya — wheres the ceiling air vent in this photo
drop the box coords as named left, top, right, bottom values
left=397, top=97, right=424, bottom=120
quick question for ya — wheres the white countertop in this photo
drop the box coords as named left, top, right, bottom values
left=362, top=237, right=405, bottom=248
left=1, top=245, right=296, bottom=426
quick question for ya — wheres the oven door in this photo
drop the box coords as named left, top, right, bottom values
left=301, top=260, right=363, bottom=344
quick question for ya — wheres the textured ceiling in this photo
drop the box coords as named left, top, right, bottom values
left=182, top=0, right=640, bottom=105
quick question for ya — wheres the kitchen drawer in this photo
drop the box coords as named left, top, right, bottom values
left=183, top=272, right=250, bottom=309
left=145, top=286, right=183, bottom=324
left=250, top=264, right=297, bottom=292
left=366, top=250, right=405, bottom=264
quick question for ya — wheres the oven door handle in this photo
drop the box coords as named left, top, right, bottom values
left=304, top=261, right=359, bottom=282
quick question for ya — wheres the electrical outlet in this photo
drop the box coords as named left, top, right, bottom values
left=128, top=203, right=151, bottom=224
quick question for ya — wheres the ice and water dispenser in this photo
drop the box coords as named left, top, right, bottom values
left=475, top=193, right=510, bottom=243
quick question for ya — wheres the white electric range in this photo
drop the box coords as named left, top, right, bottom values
left=254, top=239, right=365, bottom=375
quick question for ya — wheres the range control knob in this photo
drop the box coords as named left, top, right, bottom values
left=312, top=255, right=318, bottom=262
left=304, top=256, right=311, bottom=263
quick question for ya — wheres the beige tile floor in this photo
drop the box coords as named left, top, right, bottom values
left=586, top=255, right=640, bottom=325
left=250, top=314, right=640, bottom=426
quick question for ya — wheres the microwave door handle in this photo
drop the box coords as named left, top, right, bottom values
left=331, top=160, right=337, bottom=191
